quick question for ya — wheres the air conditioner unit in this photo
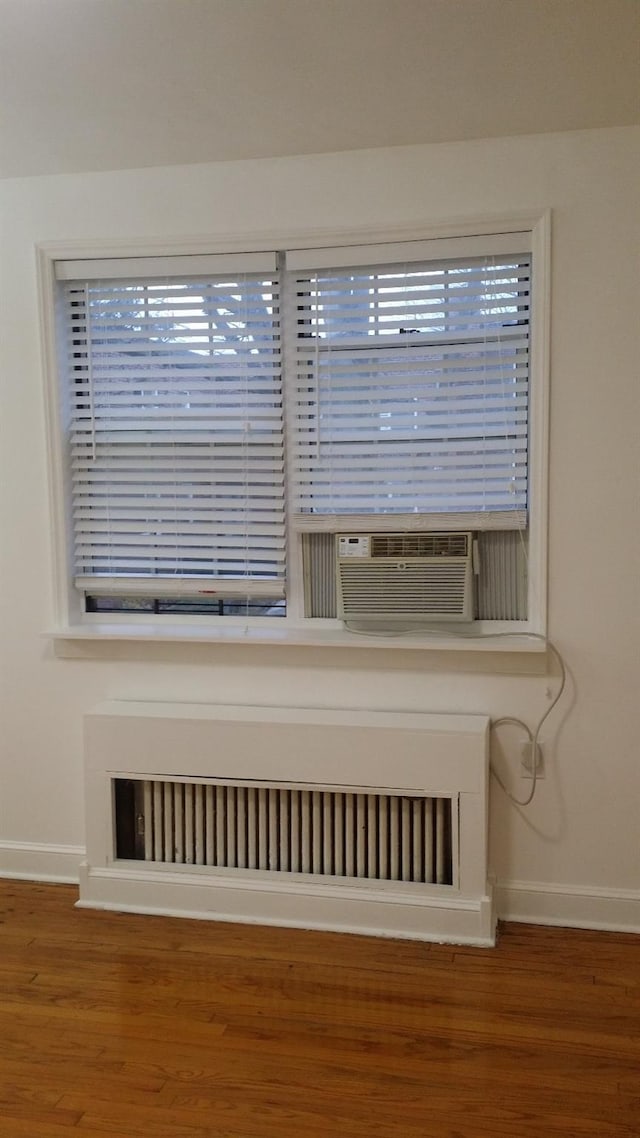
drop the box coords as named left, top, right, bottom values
left=336, top=532, right=475, bottom=627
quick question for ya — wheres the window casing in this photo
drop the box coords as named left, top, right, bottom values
left=43, top=220, right=549, bottom=641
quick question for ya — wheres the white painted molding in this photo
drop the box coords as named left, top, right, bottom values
left=77, top=864, right=496, bottom=947
left=496, top=880, right=640, bottom=935
left=0, top=841, right=84, bottom=884
left=36, top=210, right=548, bottom=264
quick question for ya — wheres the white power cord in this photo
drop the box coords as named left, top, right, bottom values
left=490, top=640, right=566, bottom=806
left=344, top=624, right=567, bottom=806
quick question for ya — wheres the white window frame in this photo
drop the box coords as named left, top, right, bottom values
left=38, top=212, right=550, bottom=654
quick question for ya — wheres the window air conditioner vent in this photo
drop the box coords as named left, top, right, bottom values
left=370, top=533, right=470, bottom=560
left=337, top=532, right=474, bottom=626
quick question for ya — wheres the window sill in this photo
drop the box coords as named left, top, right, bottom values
left=44, top=620, right=547, bottom=655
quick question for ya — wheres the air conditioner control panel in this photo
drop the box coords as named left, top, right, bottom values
left=338, top=535, right=370, bottom=558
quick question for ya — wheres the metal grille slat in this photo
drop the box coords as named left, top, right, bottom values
left=390, top=799, right=400, bottom=881
left=152, top=783, right=162, bottom=861
left=163, top=784, right=173, bottom=862
left=226, top=786, right=236, bottom=869
left=334, top=794, right=344, bottom=876
left=378, top=796, right=389, bottom=879
left=312, top=791, right=323, bottom=874
left=412, top=799, right=423, bottom=883
left=184, top=783, right=193, bottom=864
left=268, top=789, right=279, bottom=870
left=401, top=798, right=411, bottom=882
left=174, top=783, right=184, bottom=863
left=424, top=800, right=434, bottom=883
left=247, top=788, right=257, bottom=870
left=279, top=790, right=290, bottom=872
left=344, top=793, right=355, bottom=877
left=323, top=794, right=334, bottom=877
left=205, top=784, right=215, bottom=864
left=234, top=787, right=243, bottom=868
left=435, top=798, right=446, bottom=884
left=216, top=786, right=226, bottom=865
left=194, top=784, right=204, bottom=864
left=290, top=792, right=300, bottom=873
left=119, top=778, right=454, bottom=886
left=367, top=797, right=377, bottom=880
left=143, top=781, right=153, bottom=861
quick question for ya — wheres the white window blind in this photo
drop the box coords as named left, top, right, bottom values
left=59, top=257, right=284, bottom=596
left=285, top=241, right=531, bottom=533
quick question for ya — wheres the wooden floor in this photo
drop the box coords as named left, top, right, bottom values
left=0, top=882, right=638, bottom=1137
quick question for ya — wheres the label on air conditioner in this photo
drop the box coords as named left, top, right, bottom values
left=338, top=535, right=370, bottom=558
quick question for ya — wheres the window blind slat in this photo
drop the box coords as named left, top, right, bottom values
left=73, top=511, right=284, bottom=529
left=74, top=522, right=286, bottom=540
left=74, top=535, right=285, bottom=555
left=74, top=557, right=284, bottom=574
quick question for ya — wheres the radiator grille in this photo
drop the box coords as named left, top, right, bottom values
left=115, top=779, right=454, bottom=886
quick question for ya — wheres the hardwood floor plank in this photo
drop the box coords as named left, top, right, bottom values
left=0, top=1056, right=165, bottom=1098
left=0, top=1119, right=135, bottom=1138
left=68, top=1096, right=445, bottom=1138
left=0, top=1100, right=83, bottom=1128
left=170, top=1020, right=640, bottom=1098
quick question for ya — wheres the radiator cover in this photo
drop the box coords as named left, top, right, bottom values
left=81, top=702, right=494, bottom=945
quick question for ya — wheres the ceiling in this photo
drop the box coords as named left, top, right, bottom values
left=1, top=0, right=638, bottom=179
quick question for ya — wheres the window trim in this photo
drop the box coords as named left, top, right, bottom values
left=38, top=211, right=550, bottom=650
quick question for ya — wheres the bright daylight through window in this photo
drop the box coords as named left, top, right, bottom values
left=48, top=226, right=542, bottom=640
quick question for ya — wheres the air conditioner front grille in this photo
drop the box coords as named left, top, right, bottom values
left=115, top=778, right=454, bottom=887
left=338, top=562, right=472, bottom=620
left=371, top=533, right=469, bottom=559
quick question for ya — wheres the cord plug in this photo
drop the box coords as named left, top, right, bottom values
left=521, top=741, right=544, bottom=778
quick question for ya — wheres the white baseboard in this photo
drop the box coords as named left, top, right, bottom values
left=0, top=841, right=84, bottom=884
left=496, top=879, right=640, bottom=934
left=78, top=863, right=496, bottom=946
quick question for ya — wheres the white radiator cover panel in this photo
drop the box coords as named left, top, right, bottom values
left=81, top=702, right=493, bottom=945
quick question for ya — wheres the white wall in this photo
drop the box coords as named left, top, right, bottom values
left=0, top=126, right=638, bottom=928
